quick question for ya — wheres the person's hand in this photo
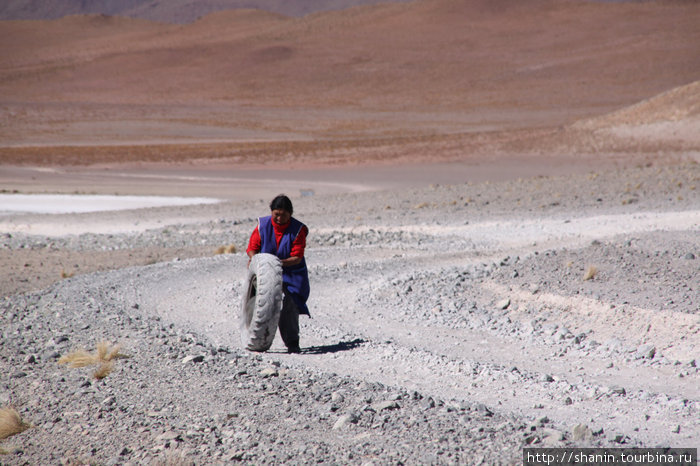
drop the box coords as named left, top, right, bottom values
left=247, top=252, right=256, bottom=268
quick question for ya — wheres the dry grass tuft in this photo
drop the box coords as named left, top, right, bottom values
left=583, top=265, right=598, bottom=281
left=93, top=361, right=114, bottom=380
left=58, top=349, right=96, bottom=368
left=0, top=407, right=31, bottom=440
left=96, top=341, right=127, bottom=362
left=61, top=269, right=75, bottom=279
left=215, top=244, right=237, bottom=255
left=59, top=341, right=128, bottom=379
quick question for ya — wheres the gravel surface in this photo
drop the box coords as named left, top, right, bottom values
left=1, top=161, right=698, bottom=464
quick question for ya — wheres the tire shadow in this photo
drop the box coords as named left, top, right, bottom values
left=300, top=338, right=366, bottom=355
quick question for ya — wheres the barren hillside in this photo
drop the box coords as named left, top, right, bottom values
left=0, top=0, right=698, bottom=159
left=0, top=0, right=413, bottom=23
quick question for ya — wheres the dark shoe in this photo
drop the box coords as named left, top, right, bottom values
left=287, top=345, right=301, bottom=354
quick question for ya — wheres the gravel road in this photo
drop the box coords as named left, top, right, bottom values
left=1, top=161, right=698, bottom=464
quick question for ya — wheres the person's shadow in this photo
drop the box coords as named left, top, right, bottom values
left=300, top=338, right=366, bottom=355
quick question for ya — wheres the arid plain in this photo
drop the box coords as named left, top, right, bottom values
left=1, top=0, right=699, bottom=464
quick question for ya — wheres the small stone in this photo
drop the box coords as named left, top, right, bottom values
left=672, top=425, right=681, bottom=434
left=683, top=253, right=695, bottom=260
left=475, top=404, right=493, bottom=417
left=259, top=367, right=278, bottom=377
left=563, top=397, right=573, bottom=405
left=540, top=374, right=554, bottom=383
left=496, top=299, right=511, bottom=310
left=102, top=396, right=116, bottom=406
left=373, top=400, right=400, bottom=411
left=572, top=424, right=594, bottom=441
left=331, top=392, right=345, bottom=403
left=421, top=397, right=436, bottom=410
left=635, top=344, right=656, bottom=360
left=541, top=429, right=565, bottom=445
left=333, top=413, right=359, bottom=430
left=156, top=430, right=181, bottom=442
left=609, top=386, right=626, bottom=396
left=182, top=355, right=205, bottom=364
left=25, top=355, right=37, bottom=364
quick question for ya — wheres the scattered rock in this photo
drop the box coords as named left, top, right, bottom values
left=333, top=412, right=359, bottom=430
left=182, top=355, right=205, bottom=364
left=421, top=397, right=436, bottom=410
left=541, top=428, right=565, bottom=446
left=259, top=367, right=278, bottom=377
left=496, top=299, right=511, bottom=310
left=608, top=386, right=626, bottom=396
left=572, top=424, right=594, bottom=442
left=156, top=431, right=181, bottom=442
left=635, top=344, right=656, bottom=360
left=373, top=400, right=400, bottom=411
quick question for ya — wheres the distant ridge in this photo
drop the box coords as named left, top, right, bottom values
left=0, top=0, right=413, bottom=23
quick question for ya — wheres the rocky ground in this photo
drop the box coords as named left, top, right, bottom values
left=1, top=160, right=698, bottom=465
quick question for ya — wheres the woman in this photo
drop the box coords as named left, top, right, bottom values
left=246, top=194, right=309, bottom=353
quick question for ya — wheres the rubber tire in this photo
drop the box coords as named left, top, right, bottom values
left=240, top=253, right=283, bottom=351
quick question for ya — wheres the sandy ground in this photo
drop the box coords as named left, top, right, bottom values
left=1, top=155, right=698, bottom=464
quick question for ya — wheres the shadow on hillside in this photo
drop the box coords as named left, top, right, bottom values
left=301, top=338, right=366, bottom=355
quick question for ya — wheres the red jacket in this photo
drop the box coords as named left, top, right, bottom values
left=246, top=218, right=307, bottom=258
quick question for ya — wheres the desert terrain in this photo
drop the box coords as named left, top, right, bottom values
left=1, top=0, right=699, bottom=464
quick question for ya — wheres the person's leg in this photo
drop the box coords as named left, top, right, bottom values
left=279, top=286, right=300, bottom=352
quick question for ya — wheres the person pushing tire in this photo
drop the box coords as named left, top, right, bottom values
left=243, top=194, right=310, bottom=353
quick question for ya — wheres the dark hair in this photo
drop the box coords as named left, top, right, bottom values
left=269, top=194, right=293, bottom=214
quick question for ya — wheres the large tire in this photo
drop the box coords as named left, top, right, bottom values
left=240, top=253, right=283, bottom=351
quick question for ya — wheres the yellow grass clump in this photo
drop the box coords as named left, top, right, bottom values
left=93, top=361, right=115, bottom=380
left=59, top=341, right=128, bottom=379
left=215, top=244, right=237, bottom=255
left=583, top=265, right=598, bottom=281
left=0, top=407, right=31, bottom=441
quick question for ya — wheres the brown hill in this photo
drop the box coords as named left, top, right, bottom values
left=0, top=0, right=699, bottom=155
left=0, top=0, right=413, bottom=23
